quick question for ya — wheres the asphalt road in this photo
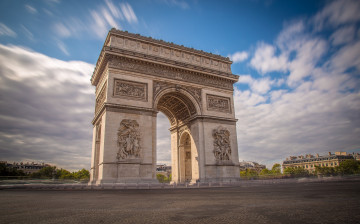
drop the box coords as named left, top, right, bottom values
left=1, top=180, right=359, bottom=224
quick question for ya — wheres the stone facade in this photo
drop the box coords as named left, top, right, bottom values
left=282, top=151, right=358, bottom=173
left=89, top=29, right=240, bottom=185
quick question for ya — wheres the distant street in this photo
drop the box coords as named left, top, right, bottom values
left=1, top=179, right=360, bottom=223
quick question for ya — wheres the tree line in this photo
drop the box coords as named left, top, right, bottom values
left=241, top=160, right=360, bottom=179
left=0, top=164, right=90, bottom=180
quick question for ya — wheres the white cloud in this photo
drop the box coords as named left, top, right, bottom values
left=56, top=40, right=70, bottom=56
left=0, top=44, right=94, bottom=170
left=0, top=23, right=16, bottom=37
left=313, top=0, right=360, bottom=30
left=328, top=41, right=360, bottom=75
left=228, top=51, right=248, bottom=63
left=105, top=0, right=123, bottom=19
left=238, top=74, right=253, bottom=84
left=53, top=23, right=71, bottom=38
left=25, top=4, right=37, bottom=14
left=276, top=20, right=305, bottom=51
left=330, top=26, right=355, bottom=46
left=21, top=25, right=34, bottom=41
left=101, top=7, right=120, bottom=29
left=237, top=0, right=360, bottom=167
left=90, top=10, right=108, bottom=39
left=250, top=78, right=274, bottom=94
left=120, top=3, right=138, bottom=24
left=52, top=1, right=137, bottom=40
left=235, top=84, right=360, bottom=167
left=287, top=37, right=327, bottom=87
left=160, top=0, right=189, bottom=9
left=237, top=75, right=275, bottom=95
left=250, top=42, right=288, bottom=74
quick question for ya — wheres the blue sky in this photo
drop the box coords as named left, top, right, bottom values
left=0, top=0, right=359, bottom=170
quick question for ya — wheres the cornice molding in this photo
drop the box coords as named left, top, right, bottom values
left=107, top=28, right=231, bottom=62
left=92, top=53, right=237, bottom=91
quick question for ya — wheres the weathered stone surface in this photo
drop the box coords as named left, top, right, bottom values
left=89, top=29, right=240, bottom=185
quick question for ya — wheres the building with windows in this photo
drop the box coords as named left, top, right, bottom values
left=0, top=161, right=50, bottom=175
left=239, top=161, right=266, bottom=173
left=282, top=152, right=358, bottom=173
left=156, top=164, right=172, bottom=177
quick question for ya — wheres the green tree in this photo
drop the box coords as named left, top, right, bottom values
left=0, top=163, right=26, bottom=176
left=167, top=174, right=172, bottom=182
left=271, top=164, right=282, bottom=175
left=315, top=166, right=336, bottom=176
left=336, top=160, right=360, bottom=175
left=284, top=166, right=309, bottom=177
left=73, top=169, right=90, bottom=180
left=30, top=166, right=57, bottom=179
left=259, top=168, right=271, bottom=176
left=58, top=169, right=73, bottom=179
left=156, top=174, right=166, bottom=183
left=240, top=169, right=259, bottom=179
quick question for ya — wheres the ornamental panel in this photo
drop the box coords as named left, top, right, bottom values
left=206, top=94, right=231, bottom=113
left=117, top=119, right=141, bottom=160
left=213, top=126, right=231, bottom=161
left=113, top=79, right=148, bottom=101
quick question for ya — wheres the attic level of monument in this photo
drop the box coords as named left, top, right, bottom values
left=91, top=29, right=238, bottom=88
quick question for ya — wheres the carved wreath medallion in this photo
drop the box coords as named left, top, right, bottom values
left=117, top=119, right=141, bottom=160
left=213, top=127, right=231, bottom=161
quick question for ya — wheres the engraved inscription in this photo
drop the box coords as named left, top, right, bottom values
left=213, top=127, right=231, bottom=161
left=117, top=119, right=141, bottom=160
left=207, top=94, right=231, bottom=113
left=114, top=79, right=147, bottom=101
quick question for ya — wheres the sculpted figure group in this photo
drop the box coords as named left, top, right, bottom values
left=117, top=119, right=141, bottom=160
left=213, top=127, right=231, bottom=161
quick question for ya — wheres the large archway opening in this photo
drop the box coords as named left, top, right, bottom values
left=154, top=90, right=200, bottom=183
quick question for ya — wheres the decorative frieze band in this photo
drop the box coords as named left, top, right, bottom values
left=108, top=56, right=234, bottom=90
left=206, top=94, right=231, bottom=113
left=107, top=29, right=232, bottom=74
left=113, top=79, right=148, bottom=101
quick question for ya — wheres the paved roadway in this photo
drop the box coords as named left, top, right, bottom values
left=1, top=180, right=359, bottom=223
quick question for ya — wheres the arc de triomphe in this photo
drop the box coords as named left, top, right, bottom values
left=89, top=29, right=240, bottom=185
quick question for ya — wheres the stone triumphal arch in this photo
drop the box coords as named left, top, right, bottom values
left=89, top=29, right=240, bottom=185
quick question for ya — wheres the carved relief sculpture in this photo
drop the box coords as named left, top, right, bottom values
left=207, top=94, right=231, bottom=113
left=213, top=127, right=231, bottom=160
left=108, top=56, right=234, bottom=90
left=114, top=79, right=147, bottom=101
left=117, top=119, right=141, bottom=160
